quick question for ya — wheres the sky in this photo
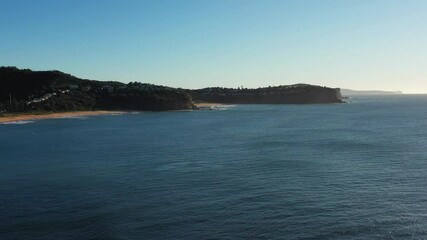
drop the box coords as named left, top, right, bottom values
left=1, top=0, right=427, bottom=93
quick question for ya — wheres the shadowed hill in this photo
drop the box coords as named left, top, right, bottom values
left=0, top=67, right=195, bottom=112
left=0, top=67, right=343, bottom=114
left=191, top=84, right=343, bottom=104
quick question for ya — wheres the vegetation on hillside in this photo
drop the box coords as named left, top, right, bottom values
left=0, top=66, right=342, bottom=114
left=0, top=67, right=195, bottom=113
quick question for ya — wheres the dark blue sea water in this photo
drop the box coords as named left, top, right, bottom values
left=1, top=95, right=427, bottom=239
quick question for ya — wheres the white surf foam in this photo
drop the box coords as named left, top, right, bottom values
left=2, top=120, right=34, bottom=125
left=56, top=116, right=88, bottom=120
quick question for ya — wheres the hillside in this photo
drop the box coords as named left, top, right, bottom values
left=192, top=84, right=343, bottom=104
left=0, top=67, right=344, bottom=114
left=0, top=67, right=195, bottom=112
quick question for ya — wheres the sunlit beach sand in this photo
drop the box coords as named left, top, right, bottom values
left=0, top=111, right=123, bottom=124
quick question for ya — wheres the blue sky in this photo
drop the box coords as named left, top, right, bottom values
left=1, top=0, right=427, bottom=93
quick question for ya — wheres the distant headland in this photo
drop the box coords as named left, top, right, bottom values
left=341, top=89, right=403, bottom=96
left=0, top=67, right=343, bottom=115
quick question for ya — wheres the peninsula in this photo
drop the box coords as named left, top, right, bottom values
left=0, top=67, right=343, bottom=117
left=192, top=85, right=343, bottom=104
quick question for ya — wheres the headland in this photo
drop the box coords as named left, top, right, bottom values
left=0, top=67, right=344, bottom=117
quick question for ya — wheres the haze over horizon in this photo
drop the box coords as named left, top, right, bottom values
left=1, top=0, right=427, bottom=93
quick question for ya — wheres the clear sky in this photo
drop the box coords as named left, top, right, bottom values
left=1, top=0, right=426, bottom=93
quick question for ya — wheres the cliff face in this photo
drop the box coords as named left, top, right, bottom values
left=191, top=84, right=343, bottom=104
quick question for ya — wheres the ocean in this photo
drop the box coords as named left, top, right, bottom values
left=1, top=95, right=427, bottom=239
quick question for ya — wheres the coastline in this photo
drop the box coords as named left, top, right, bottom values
left=193, top=102, right=234, bottom=111
left=0, top=111, right=123, bottom=124
left=0, top=103, right=231, bottom=124
left=193, top=102, right=227, bottom=108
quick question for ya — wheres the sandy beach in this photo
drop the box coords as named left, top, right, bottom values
left=0, top=111, right=123, bottom=124
left=0, top=104, right=231, bottom=124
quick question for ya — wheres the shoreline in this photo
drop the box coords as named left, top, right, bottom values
left=0, top=103, right=231, bottom=123
left=193, top=102, right=228, bottom=108
left=0, top=111, right=123, bottom=124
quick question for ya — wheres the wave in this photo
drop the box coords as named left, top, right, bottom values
left=202, top=105, right=236, bottom=111
left=2, top=120, right=34, bottom=125
left=56, top=116, right=88, bottom=120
